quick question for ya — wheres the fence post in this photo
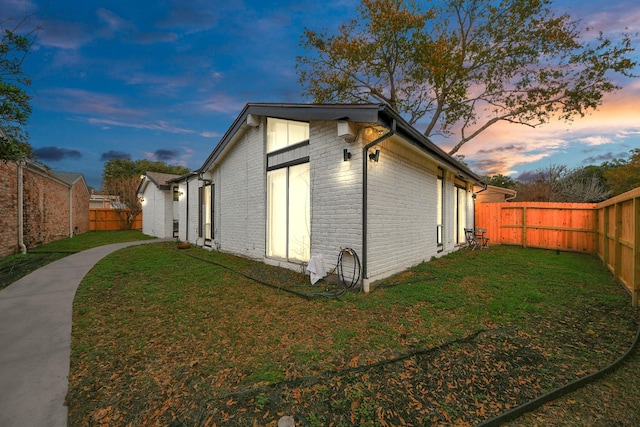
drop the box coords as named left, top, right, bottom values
left=522, top=207, right=528, bottom=248
left=634, top=197, right=640, bottom=308
left=614, top=202, right=622, bottom=284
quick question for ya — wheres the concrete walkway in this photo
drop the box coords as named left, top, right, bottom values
left=0, top=240, right=163, bottom=427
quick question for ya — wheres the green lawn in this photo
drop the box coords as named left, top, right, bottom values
left=0, top=230, right=154, bottom=290
left=66, top=243, right=639, bottom=426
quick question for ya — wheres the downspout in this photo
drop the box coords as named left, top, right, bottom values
left=186, top=179, right=190, bottom=242
left=361, top=118, right=396, bottom=292
left=17, top=159, right=27, bottom=254
left=69, top=182, right=73, bottom=237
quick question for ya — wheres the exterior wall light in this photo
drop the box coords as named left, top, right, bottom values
left=369, top=149, right=380, bottom=162
left=343, top=148, right=352, bottom=161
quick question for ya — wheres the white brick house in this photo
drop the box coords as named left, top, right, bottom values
left=138, top=171, right=182, bottom=239
left=172, top=103, right=485, bottom=290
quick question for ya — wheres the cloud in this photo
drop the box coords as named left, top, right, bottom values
left=37, top=88, right=142, bottom=118
left=475, top=144, right=528, bottom=155
left=34, top=146, right=82, bottom=161
left=577, top=136, right=613, bottom=146
left=516, top=170, right=542, bottom=182
left=582, top=151, right=631, bottom=165
left=199, top=131, right=220, bottom=138
left=157, top=0, right=219, bottom=31
left=96, top=8, right=177, bottom=44
left=38, top=19, right=92, bottom=49
left=154, top=149, right=180, bottom=161
left=100, top=151, right=131, bottom=161
left=86, top=118, right=196, bottom=135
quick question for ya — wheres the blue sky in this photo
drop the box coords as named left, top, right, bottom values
left=4, top=0, right=640, bottom=188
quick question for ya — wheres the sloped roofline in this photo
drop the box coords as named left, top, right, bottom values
left=198, top=102, right=484, bottom=185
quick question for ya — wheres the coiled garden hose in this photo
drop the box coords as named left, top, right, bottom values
left=476, top=318, right=640, bottom=426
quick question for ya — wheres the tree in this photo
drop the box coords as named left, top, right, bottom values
left=102, top=158, right=190, bottom=183
left=514, top=164, right=609, bottom=202
left=1, top=17, right=37, bottom=161
left=484, top=174, right=516, bottom=189
left=297, top=0, right=637, bottom=155
left=603, top=149, right=640, bottom=196
left=101, top=158, right=190, bottom=228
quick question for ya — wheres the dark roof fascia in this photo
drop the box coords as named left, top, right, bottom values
left=199, top=103, right=387, bottom=173
left=379, top=105, right=485, bottom=185
left=198, top=102, right=484, bottom=185
left=167, top=171, right=198, bottom=184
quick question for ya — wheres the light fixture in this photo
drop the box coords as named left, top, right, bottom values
left=369, top=149, right=380, bottom=162
left=343, top=148, right=352, bottom=161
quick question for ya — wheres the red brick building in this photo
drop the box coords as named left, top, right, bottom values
left=0, top=159, right=90, bottom=258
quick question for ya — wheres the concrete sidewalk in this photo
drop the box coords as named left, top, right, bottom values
left=0, top=240, right=162, bottom=427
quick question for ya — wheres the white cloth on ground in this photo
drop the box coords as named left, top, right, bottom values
left=306, top=254, right=326, bottom=285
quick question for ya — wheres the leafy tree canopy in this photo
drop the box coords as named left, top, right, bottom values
left=1, top=18, right=37, bottom=161
left=297, top=0, right=637, bottom=155
left=101, top=158, right=190, bottom=227
left=102, top=158, right=190, bottom=184
left=603, top=148, right=640, bottom=196
left=483, top=174, right=517, bottom=189
left=514, top=164, right=609, bottom=202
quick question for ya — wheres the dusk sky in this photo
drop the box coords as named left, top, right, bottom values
left=4, top=0, right=640, bottom=188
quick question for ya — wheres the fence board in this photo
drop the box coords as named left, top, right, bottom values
left=89, top=208, right=142, bottom=231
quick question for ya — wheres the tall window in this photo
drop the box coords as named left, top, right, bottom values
left=266, top=118, right=310, bottom=262
left=436, top=168, right=444, bottom=250
left=454, top=185, right=467, bottom=245
left=199, top=183, right=213, bottom=245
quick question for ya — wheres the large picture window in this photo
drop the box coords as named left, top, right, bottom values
left=267, top=163, right=310, bottom=262
left=266, top=118, right=310, bottom=262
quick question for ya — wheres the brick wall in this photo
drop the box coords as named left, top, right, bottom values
left=216, top=124, right=265, bottom=259
left=0, top=160, right=89, bottom=258
left=72, top=179, right=90, bottom=234
left=309, top=120, right=364, bottom=272
left=0, top=162, right=19, bottom=257
left=22, top=165, right=70, bottom=248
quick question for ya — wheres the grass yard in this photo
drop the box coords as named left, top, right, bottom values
left=67, top=243, right=639, bottom=426
left=0, top=230, right=155, bottom=290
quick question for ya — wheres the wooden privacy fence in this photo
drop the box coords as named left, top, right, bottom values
left=475, top=202, right=598, bottom=253
left=89, top=208, right=142, bottom=231
left=475, top=189, right=640, bottom=307
left=596, top=187, right=640, bottom=307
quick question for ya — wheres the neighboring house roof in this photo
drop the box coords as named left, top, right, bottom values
left=137, top=171, right=182, bottom=196
left=145, top=171, right=181, bottom=190
left=167, top=171, right=198, bottom=184
left=474, top=184, right=517, bottom=202
left=53, top=172, right=83, bottom=185
left=53, top=172, right=89, bottom=194
left=199, top=103, right=485, bottom=185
